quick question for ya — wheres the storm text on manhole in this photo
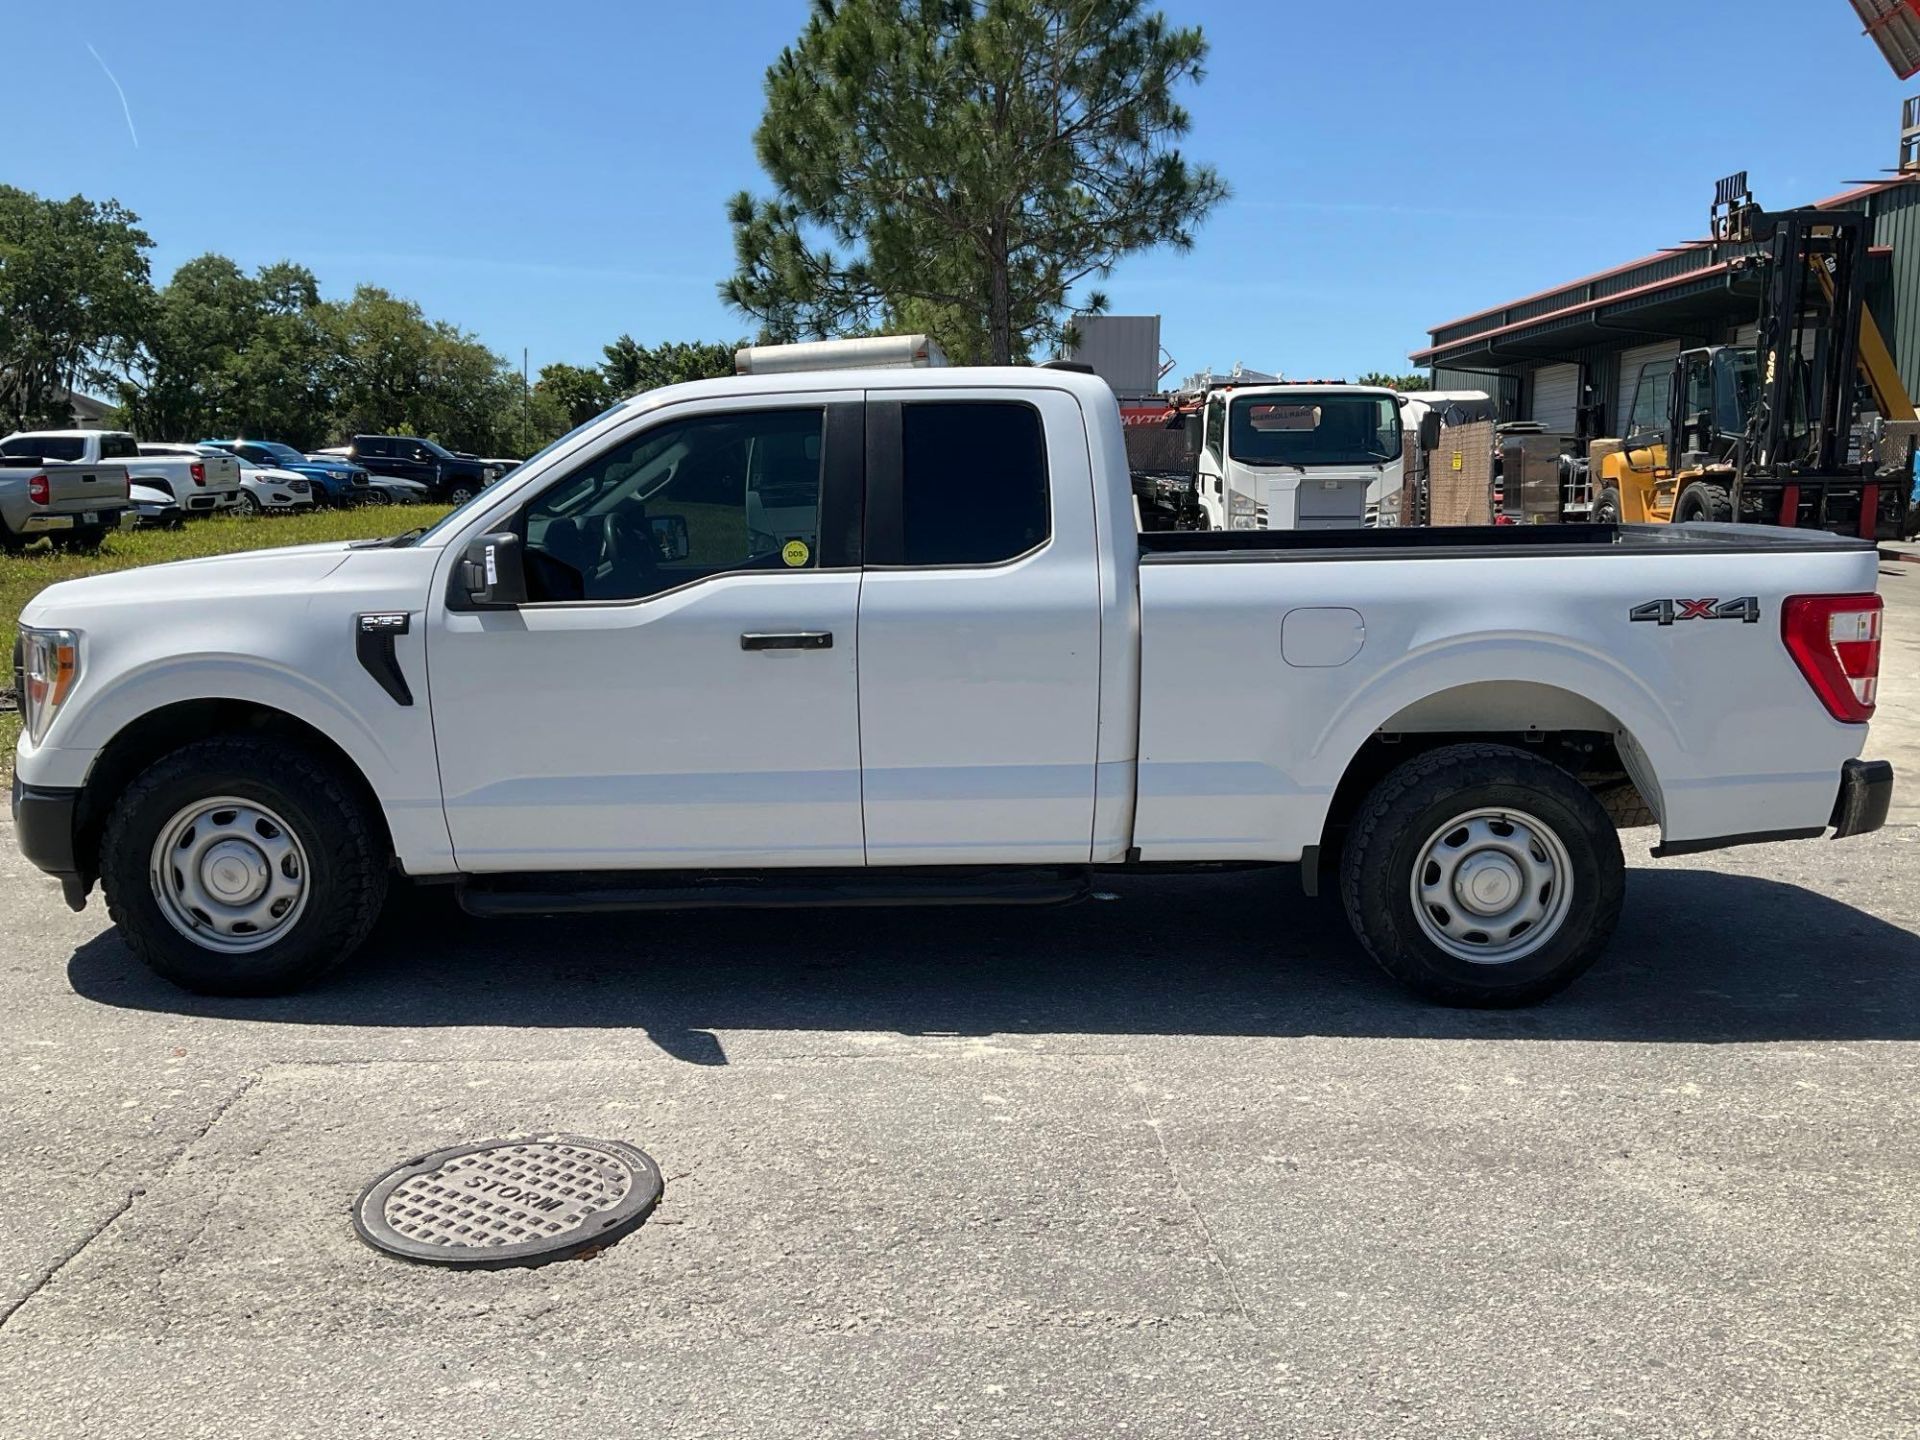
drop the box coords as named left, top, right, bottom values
left=353, top=1135, right=663, bottom=1269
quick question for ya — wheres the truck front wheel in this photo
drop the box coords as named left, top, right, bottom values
left=1338, top=743, right=1624, bottom=1006
left=99, top=737, right=389, bottom=995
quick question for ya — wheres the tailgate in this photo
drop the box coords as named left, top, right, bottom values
left=202, top=452, right=241, bottom=491
left=34, top=461, right=129, bottom=514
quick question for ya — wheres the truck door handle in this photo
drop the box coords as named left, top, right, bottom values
left=740, top=631, right=833, bottom=651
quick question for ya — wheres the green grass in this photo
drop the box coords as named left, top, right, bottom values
left=1, top=505, right=451, bottom=781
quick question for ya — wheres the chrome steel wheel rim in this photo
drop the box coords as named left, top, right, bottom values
left=1409, top=807, right=1572, bottom=965
left=149, top=796, right=311, bottom=954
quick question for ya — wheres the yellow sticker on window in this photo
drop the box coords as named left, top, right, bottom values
left=781, top=539, right=810, bottom=567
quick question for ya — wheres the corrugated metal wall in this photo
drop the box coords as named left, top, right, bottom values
left=1432, top=367, right=1520, bottom=418
left=1860, top=182, right=1920, bottom=400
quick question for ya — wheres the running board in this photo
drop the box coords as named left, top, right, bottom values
left=457, top=865, right=1092, bottom=917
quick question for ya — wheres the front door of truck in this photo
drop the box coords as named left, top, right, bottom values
left=427, top=397, right=868, bottom=871
left=855, top=387, right=1103, bottom=864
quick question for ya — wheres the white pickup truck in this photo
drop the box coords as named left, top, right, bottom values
left=133, top=441, right=244, bottom=514
left=9, top=366, right=1893, bottom=1006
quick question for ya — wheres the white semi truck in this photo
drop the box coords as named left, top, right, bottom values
left=1168, top=379, right=1405, bottom=531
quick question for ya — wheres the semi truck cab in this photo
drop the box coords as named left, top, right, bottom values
left=1189, top=383, right=1403, bottom=530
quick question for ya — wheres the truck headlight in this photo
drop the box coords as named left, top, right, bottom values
left=17, top=627, right=81, bottom=744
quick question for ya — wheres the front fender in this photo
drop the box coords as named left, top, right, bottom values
left=25, top=645, right=452, bottom=875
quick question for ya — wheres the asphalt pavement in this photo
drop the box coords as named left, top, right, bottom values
left=2, top=559, right=1918, bottom=1438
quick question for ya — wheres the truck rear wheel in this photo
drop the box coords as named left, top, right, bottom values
left=53, top=528, right=106, bottom=554
left=1338, top=743, right=1624, bottom=1007
left=1594, top=486, right=1622, bottom=524
left=100, top=736, right=388, bottom=995
left=1675, top=482, right=1733, bottom=523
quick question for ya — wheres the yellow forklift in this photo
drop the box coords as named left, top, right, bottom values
left=1592, top=176, right=1917, bottom=538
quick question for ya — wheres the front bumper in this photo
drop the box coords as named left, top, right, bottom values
left=11, top=773, right=80, bottom=877
left=1830, top=758, right=1894, bottom=839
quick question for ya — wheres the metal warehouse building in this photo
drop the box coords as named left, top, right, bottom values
left=1412, top=173, right=1920, bottom=435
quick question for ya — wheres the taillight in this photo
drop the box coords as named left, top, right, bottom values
left=190, top=462, right=206, bottom=486
left=1783, top=593, right=1883, bottom=723
left=27, top=473, right=49, bottom=505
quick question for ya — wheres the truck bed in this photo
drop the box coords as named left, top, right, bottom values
left=1131, top=518, right=1882, bottom=863
left=1139, top=522, right=1878, bottom=562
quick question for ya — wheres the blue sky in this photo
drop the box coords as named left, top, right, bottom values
left=7, top=0, right=1915, bottom=382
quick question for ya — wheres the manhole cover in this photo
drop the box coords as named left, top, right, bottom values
left=353, top=1135, right=662, bottom=1269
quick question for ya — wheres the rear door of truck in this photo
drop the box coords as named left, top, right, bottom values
left=855, top=384, right=1105, bottom=862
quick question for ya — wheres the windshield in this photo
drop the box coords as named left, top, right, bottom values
left=404, top=404, right=629, bottom=546
left=1716, top=350, right=1762, bottom=433
left=256, top=442, right=309, bottom=465
left=1228, top=394, right=1401, bottom=467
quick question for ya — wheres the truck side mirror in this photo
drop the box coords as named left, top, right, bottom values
left=459, top=531, right=527, bottom=608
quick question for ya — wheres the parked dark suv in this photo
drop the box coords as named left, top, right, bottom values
left=346, top=435, right=497, bottom=504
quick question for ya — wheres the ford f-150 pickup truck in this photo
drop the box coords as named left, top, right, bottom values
left=9, top=366, right=1894, bottom=1005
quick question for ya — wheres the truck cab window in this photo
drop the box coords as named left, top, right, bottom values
left=520, top=407, right=825, bottom=602
left=898, top=401, right=1049, bottom=566
left=1204, top=397, right=1225, bottom=459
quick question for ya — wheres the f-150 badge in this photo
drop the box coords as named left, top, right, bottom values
left=1630, top=597, right=1760, bottom=626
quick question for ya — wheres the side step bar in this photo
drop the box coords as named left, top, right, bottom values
left=457, top=865, right=1092, bottom=917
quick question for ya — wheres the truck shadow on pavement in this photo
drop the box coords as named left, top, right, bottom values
left=65, top=866, right=1920, bottom=1060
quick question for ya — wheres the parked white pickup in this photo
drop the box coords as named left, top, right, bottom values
left=10, top=367, right=1893, bottom=1006
left=133, top=441, right=244, bottom=514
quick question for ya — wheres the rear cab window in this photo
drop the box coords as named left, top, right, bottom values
left=1, top=435, right=85, bottom=461
left=870, top=400, right=1051, bottom=567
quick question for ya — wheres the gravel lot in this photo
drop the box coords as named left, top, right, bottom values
left=2, top=554, right=1917, bottom=1438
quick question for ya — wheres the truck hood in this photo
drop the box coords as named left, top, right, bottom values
left=21, top=543, right=357, bottom=625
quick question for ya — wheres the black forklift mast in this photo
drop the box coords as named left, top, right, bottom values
left=1742, top=206, right=1869, bottom=481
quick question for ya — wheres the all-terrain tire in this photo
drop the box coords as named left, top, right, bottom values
left=99, top=736, right=388, bottom=995
left=1338, top=742, right=1625, bottom=1007
left=1592, top=779, right=1656, bottom=830
left=1675, top=482, right=1734, bottom=523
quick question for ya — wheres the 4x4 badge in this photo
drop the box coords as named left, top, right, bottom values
left=1630, top=597, right=1760, bottom=626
